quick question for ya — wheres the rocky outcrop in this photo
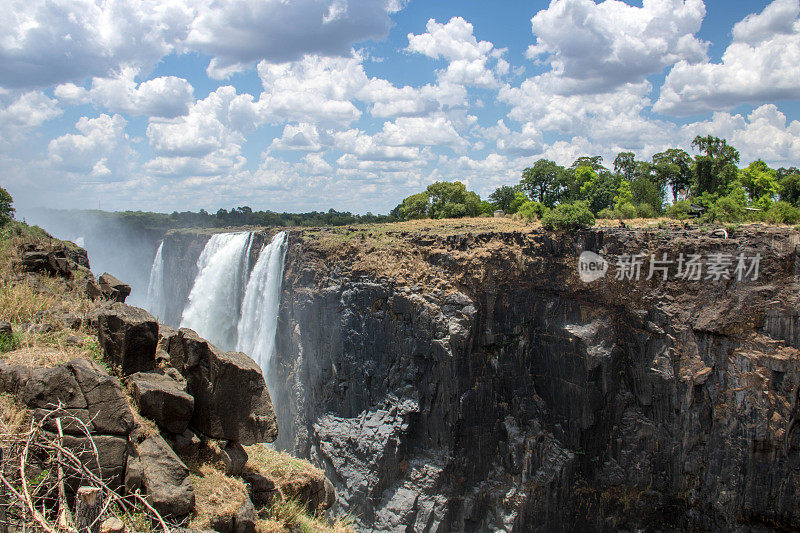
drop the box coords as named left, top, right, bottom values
left=21, top=247, right=72, bottom=278
left=97, top=303, right=158, bottom=375
left=159, top=327, right=278, bottom=445
left=274, top=226, right=800, bottom=531
left=98, top=273, right=131, bottom=303
left=129, top=371, right=194, bottom=434
left=0, top=358, right=136, bottom=488
left=127, top=431, right=195, bottom=517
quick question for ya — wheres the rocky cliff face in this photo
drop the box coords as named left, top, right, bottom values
left=273, top=225, right=800, bottom=531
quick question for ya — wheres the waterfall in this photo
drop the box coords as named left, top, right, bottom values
left=236, top=231, right=287, bottom=380
left=180, top=231, right=253, bottom=351
left=145, top=241, right=166, bottom=320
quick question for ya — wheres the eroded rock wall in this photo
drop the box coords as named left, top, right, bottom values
left=273, top=227, right=800, bottom=531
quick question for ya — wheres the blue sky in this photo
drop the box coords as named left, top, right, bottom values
left=2, top=0, right=799, bottom=215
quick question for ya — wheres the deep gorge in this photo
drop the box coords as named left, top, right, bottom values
left=61, top=222, right=800, bottom=531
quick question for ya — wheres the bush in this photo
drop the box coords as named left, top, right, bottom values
left=766, top=201, right=800, bottom=224
left=666, top=199, right=692, bottom=220
left=615, top=202, right=637, bottom=219
left=635, top=203, right=657, bottom=219
left=517, top=201, right=548, bottom=221
left=597, top=208, right=615, bottom=219
left=541, top=201, right=595, bottom=231
left=710, top=195, right=746, bottom=223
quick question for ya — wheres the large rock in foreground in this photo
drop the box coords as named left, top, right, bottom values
left=164, top=328, right=277, bottom=445
left=128, top=432, right=195, bottom=517
left=129, top=371, right=194, bottom=434
left=98, top=273, right=131, bottom=303
left=97, top=303, right=157, bottom=375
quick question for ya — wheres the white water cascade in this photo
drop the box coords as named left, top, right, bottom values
left=236, top=231, right=287, bottom=379
left=180, top=232, right=253, bottom=351
left=145, top=241, right=166, bottom=321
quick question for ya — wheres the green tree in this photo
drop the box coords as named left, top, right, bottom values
left=509, top=191, right=527, bottom=214
left=541, top=201, right=595, bottom=231
left=577, top=167, right=618, bottom=214
left=614, top=179, right=633, bottom=208
left=398, top=192, right=430, bottom=220
left=779, top=172, right=800, bottom=206
left=0, top=187, right=14, bottom=226
left=520, top=159, right=565, bottom=207
left=489, top=185, right=518, bottom=213
left=570, top=155, right=606, bottom=172
left=740, top=160, right=779, bottom=205
left=426, top=181, right=468, bottom=219
left=691, top=136, right=740, bottom=196
left=652, top=148, right=693, bottom=202
left=613, top=152, right=636, bottom=181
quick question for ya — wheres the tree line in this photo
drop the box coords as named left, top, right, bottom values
left=392, top=135, right=800, bottom=228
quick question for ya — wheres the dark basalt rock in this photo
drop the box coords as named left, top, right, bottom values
left=67, top=358, right=135, bottom=435
left=128, top=371, right=194, bottom=434
left=272, top=226, right=800, bottom=531
left=98, top=272, right=131, bottom=303
left=21, top=248, right=71, bottom=278
left=162, top=328, right=277, bottom=445
left=96, top=303, right=157, bottom=375
left=129, top=433, right=195, bottom=517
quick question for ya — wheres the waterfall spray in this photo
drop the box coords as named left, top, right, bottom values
left=236, top=231, right=288, bottom=381
left=180, top=232, right=253, bottom=351
left=145, top=241, right=166, bottom=320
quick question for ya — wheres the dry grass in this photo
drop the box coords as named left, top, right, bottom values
left=261, top=498, right=354, bottom=533
left=189, top=462, right=249, bottom=529
left=245, top=444, right=324, bottom=482
left=2, top=327, right=104, bottom=367
left=245, top=445, right=355, bottom=533
left=0, top=392, right=30, bottom=435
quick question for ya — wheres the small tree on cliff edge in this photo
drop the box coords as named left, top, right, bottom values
left=0, top=187, right=13, bottom=226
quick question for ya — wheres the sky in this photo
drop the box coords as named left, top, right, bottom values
left=2, top=0, right=800, bottom=216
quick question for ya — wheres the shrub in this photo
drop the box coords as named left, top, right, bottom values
left=597, top=208, right=615, bottom=219
left=635, top=203, right=656, bottom=219
left=517, top=200, right=548, bottom=221
left=711, top=194, right=746, bottom=223
left=766, top=201, right=800, bottom=224
left=615, top=202, right=637, bottom=219
left=541, top=201, right=595, bottom=231
left=666, top=199, right=692, bottom=220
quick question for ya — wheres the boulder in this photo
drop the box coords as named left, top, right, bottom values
left=280, top=471, right=336, bottom=512
left=208, top=496, right=256, bottom=533
left=0, top=361, right=27, bottom=395
left=98, top=273, right=131, bottom=303
left=133, top=434, right=195, bottom=517
left=59, top=433, right=128, bottom=489
left=129, top=371, right=194, bottom=434
left=165, top=329, right=277, bottom=445
left=85, top=278, right=102, bottom=301
left=32, top=407, right=93, bottom=434
left=233, top=496, right=257, bottom=533
left=189, top=347, right=277, bottom=445
left=97, top=303, right=157, bottom=375
left=203, top=440, right=248, bottom=476
left=67, top=359, right=135, bottom=435
left=20, top=365, right=87, bottom=410
left=171, top=428, right=201, bottom=456
left=242, top=471, right=277, bottom=507
left=21, top=249, right=71, bottom=278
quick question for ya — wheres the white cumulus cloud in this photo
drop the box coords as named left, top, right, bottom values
left=655, top=0, right=800, bottom=115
